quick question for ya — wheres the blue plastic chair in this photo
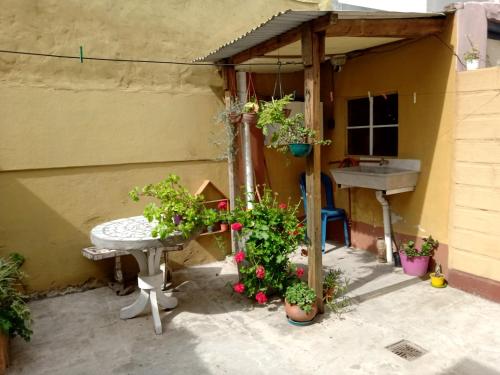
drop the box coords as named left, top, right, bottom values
left=299, top=172, right=350, bottom=253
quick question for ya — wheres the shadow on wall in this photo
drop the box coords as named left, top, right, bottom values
left=0, top=171, right=109, bottom=292
left=0, top=159, right=229, bottom=291
left=325, top=24, right=456, bottom=263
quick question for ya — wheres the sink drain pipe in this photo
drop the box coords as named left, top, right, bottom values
left=375, top=190, right=394, bottom=264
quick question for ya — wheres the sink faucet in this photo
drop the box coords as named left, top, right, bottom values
left=379, top=157, right=389, bottom=166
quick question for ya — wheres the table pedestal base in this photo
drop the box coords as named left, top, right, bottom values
left=120, top=248, right=177, bottom=335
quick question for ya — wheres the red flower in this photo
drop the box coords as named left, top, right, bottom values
left=296, top=268, right=305, bottom=278
left=255, top=265, right=266, bottom=279
left=297, top=223, right=304, bottom=228
left=217, top=200, right=228, bottom=210
left=231, top=222, right=243, bottom=231
left=255, top=291, right=268, bottom=304
left=278, top=203, right=287, bottom=210
left=233, top=283, right=245, bottom=294
left=234, top=251, right=245, bottom=264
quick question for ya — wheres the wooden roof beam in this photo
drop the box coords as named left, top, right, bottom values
left=231, top=13, right=337, bottom=65
left=325, top=18, right=446, bottom=38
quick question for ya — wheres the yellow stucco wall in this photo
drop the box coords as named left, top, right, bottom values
left=0, top=0, right=318, bottom=291
left=325, top=17, right=456, bottom=246
left=449, top=67, right=500, bottom=282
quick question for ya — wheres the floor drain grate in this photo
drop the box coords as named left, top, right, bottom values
left=386, top=340, right=427, bottom=361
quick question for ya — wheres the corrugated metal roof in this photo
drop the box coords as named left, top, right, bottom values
left=195, top=9, right=446, bottom=62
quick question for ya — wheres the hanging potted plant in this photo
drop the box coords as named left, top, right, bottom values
left=257, top=94, right=331, bottom=157
left=284, top=282, right=317, bottom=324
left=216, top=98, right=243, bottom=126
left=399, top=236, right=439, bottom=277
left=464, top=48, right=480, bottom=70
left=242, top=100, right=259, bottom=127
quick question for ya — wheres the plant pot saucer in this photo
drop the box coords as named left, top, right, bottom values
left=431, top=281, right=447, bottom=288
left=286, top=316, right=315, bottom=326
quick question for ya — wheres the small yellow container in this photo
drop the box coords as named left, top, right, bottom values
left=430, top=273, right=445, bottom=288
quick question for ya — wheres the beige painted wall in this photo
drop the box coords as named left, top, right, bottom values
left=0, top=0, right=318, bottom=291
left=449, top=67, right=500, bottom=282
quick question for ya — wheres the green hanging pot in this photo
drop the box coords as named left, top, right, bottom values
left=289, top=143, right=312, bottom=157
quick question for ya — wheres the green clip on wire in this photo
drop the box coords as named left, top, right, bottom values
left=79, top=46, right=83, bottom=63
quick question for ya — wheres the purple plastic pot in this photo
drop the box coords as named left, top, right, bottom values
left=173, top=215, right=183, bottom=226
left=399, top=252, right=430, bottom=277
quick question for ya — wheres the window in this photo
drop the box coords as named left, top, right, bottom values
left=347, top=93, right=398, bottom=156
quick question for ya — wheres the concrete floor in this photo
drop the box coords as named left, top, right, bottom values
left=9, top=244, right=500, bottom=375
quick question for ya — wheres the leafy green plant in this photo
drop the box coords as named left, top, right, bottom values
left=434, top=263, right=443, bottom=278
left=243, top=99, right=259, bottom=113
left=401, top=236, right=439, bottom=257
left=257, top=94, right=331, bottom=153
left=201, top=208, right=218, bottom=228
left=0, top=253, right=32, bottom=341
left=323, top=268, right=351, bottom=317
left=129, top=174, right=204, bottom=239
left=464, top=48, right=480, bottom=62
left=228, top=188, right=305, bottom=302
left=285, top=282, right=316, bottom=313
left=213, top=98, right=242, bottom=162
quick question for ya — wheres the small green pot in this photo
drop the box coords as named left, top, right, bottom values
left=289, top=143, right=312, bottom=157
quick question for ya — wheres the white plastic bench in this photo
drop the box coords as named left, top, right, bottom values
left=82, top=245, right=183, bottom=295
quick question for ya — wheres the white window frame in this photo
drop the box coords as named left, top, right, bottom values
left=346, top=94, right=398, bottom=156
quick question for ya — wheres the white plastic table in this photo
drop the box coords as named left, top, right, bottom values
left=90, top=216, right=197, bottom=335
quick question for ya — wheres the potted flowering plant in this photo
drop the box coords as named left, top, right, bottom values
left=1, top=253, right=32, bottom=372
left=228, top=188, right=305, bottom=304
left=217, top=200, right=229, bottom=232
left=129, top=174, right=204, bottom=239
left=284, top=282, right=317, bottom=322
left=399, top=236, right=439, bottom=277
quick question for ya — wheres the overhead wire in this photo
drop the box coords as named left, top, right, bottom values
left=0, top=49, right=303, bottom=66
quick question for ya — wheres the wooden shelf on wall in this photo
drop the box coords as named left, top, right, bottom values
left=195, top=179, right=229, bottom=237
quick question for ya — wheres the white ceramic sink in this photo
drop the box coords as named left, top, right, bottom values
left=330, top=159, right=420, bottom=192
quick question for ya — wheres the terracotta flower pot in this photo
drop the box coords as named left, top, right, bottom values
left=0, top=332, right=9, bottom=373
left=242, top=112, right=258, bottom=126
left=220, top=223, right=229, bottom=232
left=283, top=108, right=291, bottom=118
left=229, top=113, right=242, bottom=125
left=285, top=300, right=317, bottom=322
left=323, top=287, right=335, bottom=302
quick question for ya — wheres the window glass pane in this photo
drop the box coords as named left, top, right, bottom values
left=373, top=127, right=398, bottom=156
left=347, top=128, right=370, bottom=155
left=373, top=94, right=398, bottom=125
left=347, top=98, right=370, bottom=127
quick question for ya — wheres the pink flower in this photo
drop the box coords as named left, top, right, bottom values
left=231, top=222, right=243, bottom=231
left=278, top=203, right=287, bottom=210
left=296, top=268, right=305, bottom=278
left=255, top=291, right=268, bottom=305
left=255, top=265, right=266, bottom=279
left=233, top=283, right=245, bottom=294
left=234, top=251, right=245, bottom=264
left=217, top=200, right=228, bottom=210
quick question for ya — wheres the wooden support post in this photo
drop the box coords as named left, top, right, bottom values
left=222, top=65, right=239, bottom=255
left=302, top=25, right=324, bottom=313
